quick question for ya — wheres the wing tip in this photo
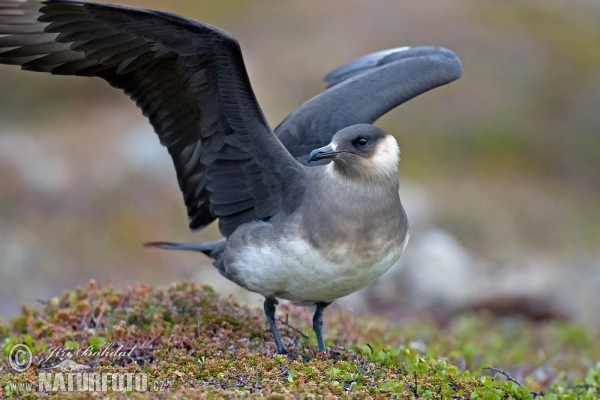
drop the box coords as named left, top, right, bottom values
left=323, top=45, right=463, bottom=88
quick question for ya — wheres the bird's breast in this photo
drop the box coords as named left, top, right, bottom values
left=223, top=214, right=407, bottom=304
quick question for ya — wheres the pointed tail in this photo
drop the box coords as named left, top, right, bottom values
left=144, top=239, right=227, bottom=260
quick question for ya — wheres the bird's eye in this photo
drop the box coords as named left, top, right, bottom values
left=354, top=137, right=368, bottom=147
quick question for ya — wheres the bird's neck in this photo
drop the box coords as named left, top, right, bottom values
left=320, top=162, right=400, bottom=201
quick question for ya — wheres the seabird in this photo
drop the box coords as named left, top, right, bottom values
left=0, top=0, right=462, bottom=356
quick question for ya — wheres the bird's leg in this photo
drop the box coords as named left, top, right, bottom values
left=263, top=298, right=289, bottom=356
left=313, top=302, right=332, bottom=353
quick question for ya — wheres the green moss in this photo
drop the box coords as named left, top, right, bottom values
left=0, top=281, right=598, bottom=398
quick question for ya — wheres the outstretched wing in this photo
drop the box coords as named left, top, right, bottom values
left=275, top=46, right=462, bottom=164
left=0, top=0, right=305, bottom=237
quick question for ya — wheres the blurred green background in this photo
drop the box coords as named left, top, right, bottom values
left=0, top=1, right=599, bottom=324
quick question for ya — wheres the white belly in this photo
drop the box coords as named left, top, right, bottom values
left=224, top=222, right=406, bottom=305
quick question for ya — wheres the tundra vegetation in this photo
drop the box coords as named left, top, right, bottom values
left=1, top=281, right=598, bottom=398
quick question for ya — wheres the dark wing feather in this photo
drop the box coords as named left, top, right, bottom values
left=275, top=46, right=462, bottom=164
left=0, top=0, right=305, bottom=237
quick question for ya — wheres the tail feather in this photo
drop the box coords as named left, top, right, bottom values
left=144, top=239, right=227, bottom=260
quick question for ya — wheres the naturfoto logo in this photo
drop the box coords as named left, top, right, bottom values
left=5, top=344, right=158, bottom=393
left=37, top=372, right=148, bottom=392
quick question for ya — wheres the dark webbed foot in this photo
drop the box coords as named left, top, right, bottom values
left=313, top=302, right=332, bottom=353
left=263, top=298, right=291, bottom=356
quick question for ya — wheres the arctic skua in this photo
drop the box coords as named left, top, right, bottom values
left=0, top=0, right=462, bottom=356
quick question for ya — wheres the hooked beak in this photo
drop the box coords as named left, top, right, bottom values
left=308, top=144, right=340, bottom=163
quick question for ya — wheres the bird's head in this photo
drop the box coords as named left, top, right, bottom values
left=308, top=124, right=399, bottom=181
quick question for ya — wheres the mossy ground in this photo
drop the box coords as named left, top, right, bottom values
left=1, top=281, right=598, bottom=399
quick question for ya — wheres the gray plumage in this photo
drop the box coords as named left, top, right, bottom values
left=0, top=0, right=462, bottom=356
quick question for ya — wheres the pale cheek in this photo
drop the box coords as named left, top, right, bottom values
left=371, top=137, right=400, bottom=174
